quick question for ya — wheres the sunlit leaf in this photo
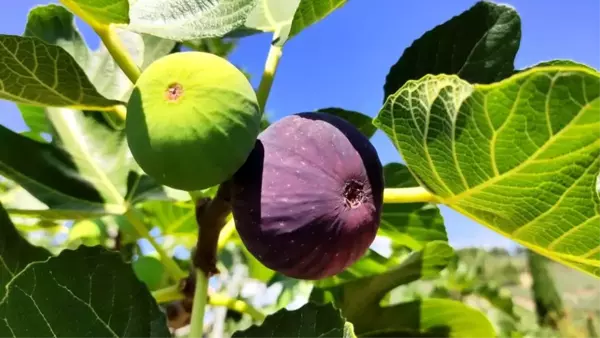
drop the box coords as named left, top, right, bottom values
left=128, top=0, right=257, bottom=41
left=374, top=65, right=600, bottom=277
left=0, top=35, right=121, bottom=110
left=380, top=163, right=447, bottom=250
left=232, top=0, right=301, bottom=45
left=0, top=125, right=125, bottom=218
left=0, top=246, right=170, bottom=337
left=133, top=255, right=167, bottom=291
left=233, top=302, right=356, bottom=338
left=288, top=0, right=348, bottom=40
left=318, top=107, right=377, bottom=138
left=59, top=0, right=129, bottom=27
left=383, top=1, right=521, bottom=102
left=0, top=201, right=50, bottom=299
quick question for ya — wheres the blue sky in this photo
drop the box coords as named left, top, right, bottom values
left=0, top=0, right=598, bottom=249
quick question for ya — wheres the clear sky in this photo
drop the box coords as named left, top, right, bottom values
left=0, top=0, right=598, bottom=249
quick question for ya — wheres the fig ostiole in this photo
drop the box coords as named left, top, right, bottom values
left=231, top=112, right=384, bottom=280
left=126, top=51, right=261, bottom=191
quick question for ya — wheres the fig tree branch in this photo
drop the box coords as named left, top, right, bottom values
left=256, top=44, right=283, bottom=113
left=383, top=187, right=439, bottom=204
left=124, top=209, right=187, bottom=281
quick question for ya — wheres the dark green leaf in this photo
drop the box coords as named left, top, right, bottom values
left=0, top=35, right=121, bottom=110
left=59, top=0, right=129, bottom=26
left=380, top=163, right=447, bottom=250
left=374, top=65, right=600, bottom=277
left=232, top=302, right=355, bottom=338
left=0, top=202, right=50, bottom=299
left=317, top=107, right=376, bottom=138
left=0, top=246, right=170, bottom=337
left=128, top=0, right=257, bottom=41
left=289, top=0, right=349, bottom=40
left=473, top=284, right=518, bottom=319
left=0, top=124, right=124, bottom=219
left=383, top=1, right=521, bottom=101
left=310, top=241, right=456, bottom=334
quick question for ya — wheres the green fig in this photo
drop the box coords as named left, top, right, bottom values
left=126, top=51, right=261, bottom=191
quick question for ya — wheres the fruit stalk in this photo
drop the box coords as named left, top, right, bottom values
left=189, top=183, right=233, bottom=336
left=188, top=269, right=209, bottom=338
left=256, top=44, right=283, bottom=113
left=383, top=187, right=439, bottom=203
left=95, top=24, right=142, bottom=84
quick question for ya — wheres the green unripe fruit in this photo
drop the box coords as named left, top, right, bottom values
left=126, top=51, right=261, bottom=191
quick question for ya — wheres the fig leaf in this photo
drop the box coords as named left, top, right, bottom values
left=0, top=246, right=170, bottom=337
left=374, top=66, right=600, bottom=277
left=383, top=1, right=521, bottom=102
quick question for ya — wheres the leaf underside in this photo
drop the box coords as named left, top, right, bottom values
left=374, top=66, right=600, bottom=277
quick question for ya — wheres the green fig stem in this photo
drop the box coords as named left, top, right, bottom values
left=256, top=44, right=283, bottom=114
left=383, top=187, right=439, bottom=203
left=189, top=183, right=233, bottom=337
left=152, top=284, right=185, bottom=304
left=95, top=24, right=142, bottom=84
left=189, top=270, right=209, bottom=338
left=209, top=293, right=266, bottom=322
left=124, top=209, right=187, bottom=281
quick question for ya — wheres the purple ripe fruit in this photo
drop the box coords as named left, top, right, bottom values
left=231, top=112, right=384, bottom=280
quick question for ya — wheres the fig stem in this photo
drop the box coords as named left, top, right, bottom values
left=124, top=209, right=187, bottom=281
left=209, top=293, right=266, bottom=322
left=256, top=44, right=283, bottom=114
left=383, top=187, right=439, bottom=203
left=95, top=24, right=142, bottom=84
left=189, top=270, right=209, bottom=338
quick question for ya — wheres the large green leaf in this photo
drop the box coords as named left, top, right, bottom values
left=383, top=1, right=520, bottom=102
left=380, top=163, right=447, bottom=250
left=374, top=65, right=600, bottom=277
left=59, top=0, right=129, bottom=27
left=0, top=246, right=170, bottom=337
left=128, top=0, right=257, bottom=41
left=0, top=124, right=124, bottom=218
left=0, top=202, right=50, bottom=299
left=0, top=35, right=120, bottom=110
left=318, top=107, right=377, bottom=138
left=288, top=0, right=349, bottom=40
left=232, top=302, right=355, bottom=338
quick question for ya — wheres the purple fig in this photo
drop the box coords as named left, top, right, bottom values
left=231, top=112, right=384, bottom=280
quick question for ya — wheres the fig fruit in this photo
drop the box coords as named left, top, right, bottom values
left=231, top=112, right=384, bottom=280
left=126, top=51, right=261, bottom=191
